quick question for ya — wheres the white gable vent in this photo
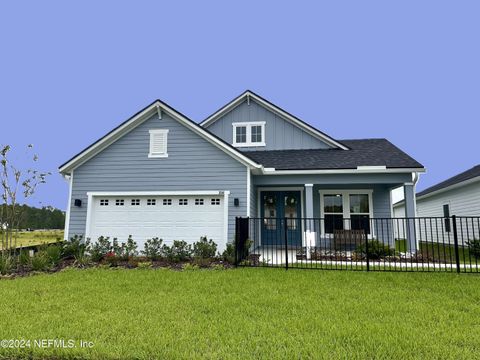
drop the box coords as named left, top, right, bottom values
left=149, top=129, right=169, bottom=158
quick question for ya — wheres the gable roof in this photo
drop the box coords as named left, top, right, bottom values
left=416, top=165, right=480, bottom=198
left=58, top=99, right=262, bottom=174
left=242, top=139, right=425, bottom=171
left=200, top=90, right=350, bottom=150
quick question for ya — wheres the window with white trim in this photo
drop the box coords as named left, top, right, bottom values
left=232, top=122, right=265, bottom=147
left=131, top=199, right=140, bottom=206
left=320, top=191, right=373, bottom=235
left=195, top=199, right=204, bottom=205
left=147, top=199, right=156, bottom=206
left=163, top=199, right=172, bottom=205
left=100, top=199, right=109, bottom=206
left=149, top=129, right=169, bottom=158
left=115, top=199, right=124, bottom=206
left=211, top=198, right=221, bottom=205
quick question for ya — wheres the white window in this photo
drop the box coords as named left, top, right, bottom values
left=147, top=199, right=156, bottom=206
left=320, top=190, right=374, bottom=235
left=131, top=199, right=140, bottom=206
left=149, top=129, right=169, bottom=158
left=100, top=199, right=109, bottom=206
left=211, top=198, right=221, bottom=205
left=115, top=199, right=124, bottom=206
left=195, top=199, right=204, bottom=205
left=179, top=199, right=188, bottom=206
left=163, top=199, right=172, bottom=206
left=232, top=122, right=266, bottom=147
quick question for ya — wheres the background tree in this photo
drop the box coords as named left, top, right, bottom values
left=0, top=144, right=50, bottom=251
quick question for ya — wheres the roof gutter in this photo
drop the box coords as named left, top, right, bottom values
left=259, top=167, right=426, bottom=175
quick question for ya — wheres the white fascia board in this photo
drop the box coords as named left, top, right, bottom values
left=86, top=190, right=225, bottom=197
left=261, top=168, right=425, bottom=175
left=201, top=91, right=349, bottom=150
left=59, top=101, right=261, bottom=174
left=357, top=165, right=386, bottom=171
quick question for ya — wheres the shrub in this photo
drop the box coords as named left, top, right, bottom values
left=142, top=237, right=163, bottom=260
left=90, top=236, right=112, bottom=262
left=221, top=243, right=235, bottom=264
left=467, top=239, right=480, bottom=259
left=31, top=251, right=51, bottom=272
left=18, top=249, right=31, bottom=267
left=104, top=251, right=118, bottom=267
left=46, top=245, right=62, bottom=266
left=193, top=236, right=217, bottom=259
left=124, top=236, right=138, bottom=259
left=63, top=235, right=88, bottom=259
left=137, top=261, right=153, bottom=269
left=182, top=263, right=199, bottom=271
left=211, top=263, right=225, bottom=271
left=354, top=239, right=395, bottom=260
left=162, top=240, right=192, bottom=262
left=0, top=253, right=14, bottom=275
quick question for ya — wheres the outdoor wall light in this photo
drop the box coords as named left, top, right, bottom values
left=74, top=199, right=82, bottom=207
left=234, top=198, right=239, bottom=206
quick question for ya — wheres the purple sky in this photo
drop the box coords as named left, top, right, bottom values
left=1, top=1, right=479, bottom=210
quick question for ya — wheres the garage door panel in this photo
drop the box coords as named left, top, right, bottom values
left=89, top=195, right=225, bottom=251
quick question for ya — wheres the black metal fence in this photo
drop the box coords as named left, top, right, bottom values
left=234, top=216, right=480, bottom=273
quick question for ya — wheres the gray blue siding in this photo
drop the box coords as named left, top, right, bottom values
left=68, top=112, right=248, bottom=242
left=205, top=99, right=332, bottom=151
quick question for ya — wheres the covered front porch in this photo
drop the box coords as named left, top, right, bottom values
left=249, top=171, right=418, bottom=252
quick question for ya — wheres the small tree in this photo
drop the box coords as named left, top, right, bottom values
left=0, top=144, right=50, bottom=252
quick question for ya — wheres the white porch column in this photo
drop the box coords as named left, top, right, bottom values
left=304, top=184, right=314, bottom=259
left=404, top=183, right=418, bottom=253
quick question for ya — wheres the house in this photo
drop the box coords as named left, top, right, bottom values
left=394, top=165, right=480, bottom=218
left=59, top=91, right=425, bottom=252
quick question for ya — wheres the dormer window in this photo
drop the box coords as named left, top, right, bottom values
left=232, top=122, right=266, bottom=147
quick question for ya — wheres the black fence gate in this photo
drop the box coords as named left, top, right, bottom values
left=234, top=216, right=480, bottom=273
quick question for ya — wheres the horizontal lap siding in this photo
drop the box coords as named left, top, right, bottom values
left=206, top=99, right=331, bottom=151
left=413, top=182, right=480, bottom=245
left=69, top=113, right=248, bottom=243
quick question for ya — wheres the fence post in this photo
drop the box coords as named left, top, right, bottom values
left=234, top=217, right=239, bottom=267
left=364, top=228, right=370, bottom=272
left=452, top=215, right=460, bottom=273
left=284, top=218, right=289, bottom=270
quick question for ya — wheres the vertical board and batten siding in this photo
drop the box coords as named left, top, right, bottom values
left=394, top=181, right=480, bottom=244
left=205, top=99, right=332, bottom=151
left=68, top=112, right=248, bottom=242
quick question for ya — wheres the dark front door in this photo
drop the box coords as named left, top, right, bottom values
left=261, top=191, right=302, bottom=246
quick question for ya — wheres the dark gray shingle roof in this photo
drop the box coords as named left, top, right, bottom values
left=242, top=139, right=424, bottom=170
left=417, top=165, right=480, bottom=198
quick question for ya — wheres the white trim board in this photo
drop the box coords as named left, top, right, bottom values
left=63, top=171, right=73, bottom=240
left=86, top=190, right=228, bottom=197
left=259, top=168, right=425, bottom=175
left=200, top=90, right=349, bottom=150
left=59, top=100, right=261, bottom=174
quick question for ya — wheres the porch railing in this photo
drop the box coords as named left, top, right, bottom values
left=234, top=216, right=480, bottom=273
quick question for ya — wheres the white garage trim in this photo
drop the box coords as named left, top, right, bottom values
left=86, top=190, right=225, bottom=197
left=84, top=191, right=230, bottom=243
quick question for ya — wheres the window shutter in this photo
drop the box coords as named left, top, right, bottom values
left=149, top=129, right=169, bottom=157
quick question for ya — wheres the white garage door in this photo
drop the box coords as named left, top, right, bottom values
left=88, top=194, right=226, bottom=251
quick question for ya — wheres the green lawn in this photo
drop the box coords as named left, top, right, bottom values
left=0, top=230, right=63, bottom=250
left=0, top=268, right=479, bottom=359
